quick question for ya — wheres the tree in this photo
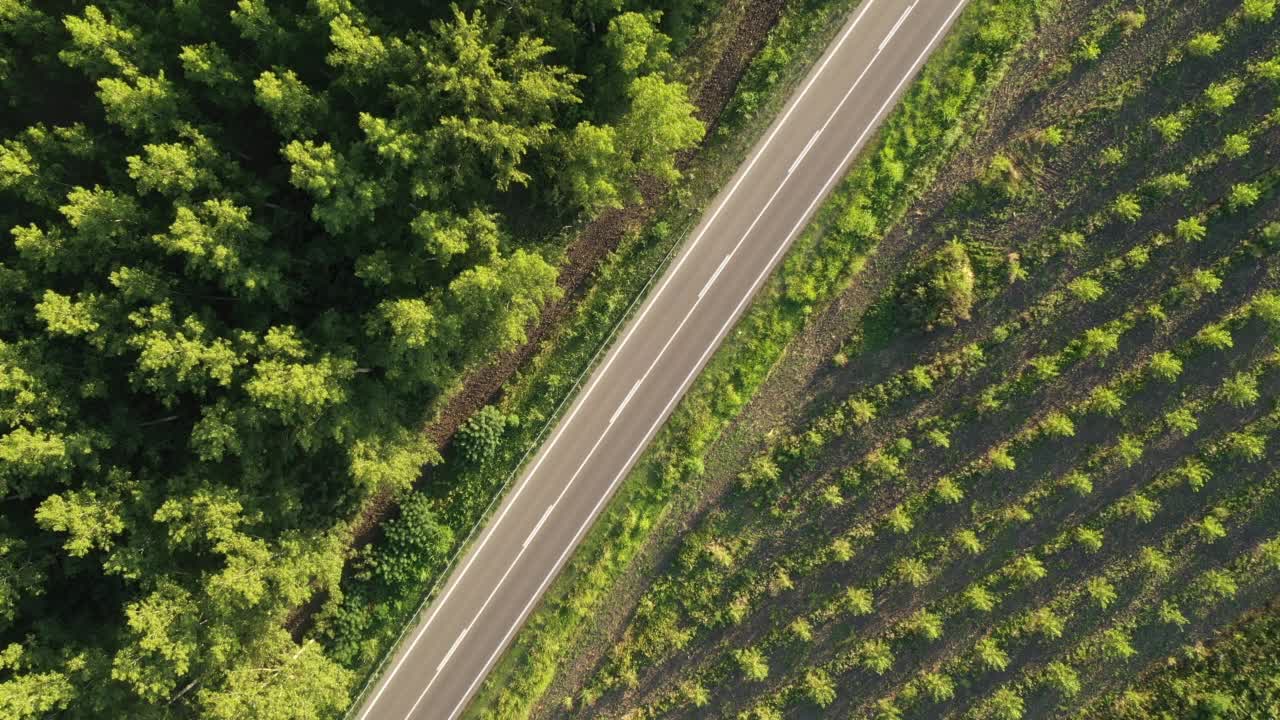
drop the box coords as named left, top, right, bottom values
left=197, top=634, right=352, bottom=720
left=616, top=74, right=705, bottom=185
left=1025, top=606, right=1065, bottom=639
left=898, top=242, right=976, bottom=331
left=896, top=558, right=930, bottom=588
left=1100, top=628, right=1136, bottom=660
left=1221, top=371, right=1260, bottom=407
left=1203, top=80, right=1239, bottom=113
left=1068, top=276, right=1105, bottom=302
left=905, top=608, right=944, bottom=640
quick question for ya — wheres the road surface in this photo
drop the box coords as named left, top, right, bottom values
left=355, top=1, right=969, bottom=717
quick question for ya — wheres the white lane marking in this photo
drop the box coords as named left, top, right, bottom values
left=609, top=380, right=642, bottom=424
left=521, top=504, right=556, bottom=549
left=436, top=627, right=470, bottom=674
left=881, top=1, right=917, bottom=51
left=788, top=129, right=823, bottom=174
left=435, top=3, right=971, bottom=720
left=698, top=253, right=733, bottom=299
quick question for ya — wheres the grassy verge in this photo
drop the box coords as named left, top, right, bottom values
left=462, top=1, right=1056, bottom=717
left=322, top=0, right=871, bottom=710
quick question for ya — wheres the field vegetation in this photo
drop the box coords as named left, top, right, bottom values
left=471, top=0, right=1280, bottom=718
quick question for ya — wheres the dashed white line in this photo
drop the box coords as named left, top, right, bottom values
left=788, top=129, right=823, bottom=174
left=609, top=380, right=642, bottom=424
left=881, top=1, right=917, bottom=51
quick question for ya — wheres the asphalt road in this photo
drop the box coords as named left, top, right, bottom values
left=355, top=1, right=969, bottom=717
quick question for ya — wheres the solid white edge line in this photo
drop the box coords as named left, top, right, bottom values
left=438, top=2, right=971, bottom=720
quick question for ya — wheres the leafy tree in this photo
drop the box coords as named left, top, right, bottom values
left=1100, top=628, right=1136, bottom=660
left=1243, top=0, right=1277, bottom=22
left=966, top=585, right=998, bottom=613
left=1086, top=577, right=1118, bottom=609
left=896, top=558, right=930, bottom=588
left=1148, top=351, right=1183, bottom=382
left=1175, top=216, right=1208, bottom=242
left=1228, top=182, right=1261, bottom=211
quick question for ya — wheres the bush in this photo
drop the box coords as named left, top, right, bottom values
left=1228, top=182, right=1261, bottom=211
left=1243, top=0, right=1277, bottom=22
left=456, top=405, right=518, bottom=465
left=804, top=669, right=837, bottom=707
left=367, top=492, right=456, bottom=594
left=898, top=241, right=976, bottom=331
left=1187, top=32, right=1224, bottom=57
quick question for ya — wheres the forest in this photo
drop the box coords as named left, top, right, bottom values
left=0, top=1, right=710, bottom=717
left=467, top=0, right=1280, bottom=718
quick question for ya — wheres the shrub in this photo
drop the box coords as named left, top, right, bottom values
left=1088, top=386, right=1125, bottom=416
left=1160, top=600, right=1189, bottom=626
left=1080, top=326, right=1121, bottom=358
left=804, top=669, right=836, bottom=708
left=886, top=505, right=914, bottom=534
left=976, top=637, right=1010, bottom=671
left=861, top=640, right=895, bottom=674
left=955, top=529, right=984, bottom=554
left=1162, top=409, right=1197, bottom=443
left=1197, top=568, right=1237, bottom=601
left=1075, top=526, right=1104, bottom=553
left=1111, top=193, right=1142, bottom=222
left=1196, top=322, right=1233, bottom=349
left=1115, top=10, right=1147, bottom=35
left=789, top=618, right=813, bottom=642
left=1197, top=515, right=1228, bottom=543
left=1007, top=555, right=1047, bottom=584
left=1182, top=269, right=1223, bottom=300
left=1151, top=172, right=1192, bottom=196
left=1039, top=125, right=1066, bottom=147
left=966, top=585, right=998, bottom=612
left=1148, top=351, right=1183, bottom=382
left=1139, top=547, right=1173, bottom=577
left=1175, top=216, right=1207, bottom=242
left=905, top=608, right=944, bottom=640
left=1221, top=371, right=1260, bottom=407
left=1228, top=182, right=1261, bottom=211
left=1068, top=277, right=1105, bottom=302
left=989, top=447, right=1017, bottom=471
left=1122, top=493, right=1159, bottom=523
left=457, top=405, right=518, bottom=465
left=1243, top=0, right=1277, bottom=21
left=1057, top=229, right=1087, bottom=252
left=1100, top=628, right=1136, bottom=660
left=1203, top=81, right=1239, bottom=113
left=919, top=671, right=955, bottom=702
left=989, top=688, right=1025, bottom=720
left=1222, top=133, right=1251, bottom=159
left=1099, top=146, right=1125, bottom=166
left=1064, top=470, right=1094, bottom=495
left=896, top=557, right=930, bottom=587
left=1224, top=431, right=1267, bottom=461
left=935, top=477, right=964, bottom=504
left=1045, top=661, right=1081, bottom=697
left=734, top=647, right=769, bottom=681
left=1151, top=114, right=1186, bottom=143
left=1041, top=412, right=1076, bottom=438
left=845, top=587, right=875, bottom=616
left=1087, top=577, right=1118, bottom=608
left=898, top=241, right=977, bottom=331
left=1026, top=607, right=1065, bottom=639
left=1187, top=32, right=1224, bottom=57
left=367, top=491, right=456, bottom=594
